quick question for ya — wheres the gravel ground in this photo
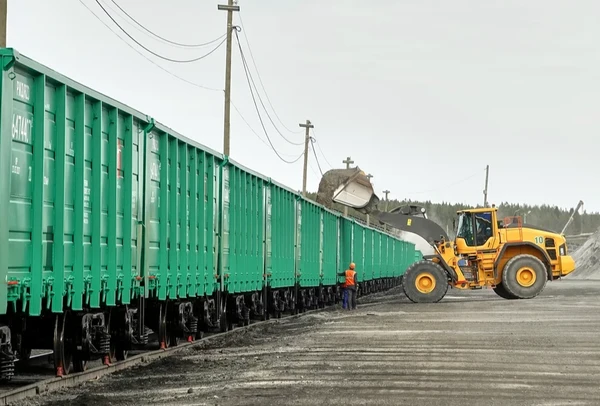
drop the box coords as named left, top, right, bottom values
left=12, top=280, right=600, bottom=406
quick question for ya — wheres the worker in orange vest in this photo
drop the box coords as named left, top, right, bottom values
left=338, top=263, right=357, bottom=310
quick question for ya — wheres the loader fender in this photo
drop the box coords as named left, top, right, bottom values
left=494, top=242, right=552, bottom=280
left=422, top=254, right=458, bottom=282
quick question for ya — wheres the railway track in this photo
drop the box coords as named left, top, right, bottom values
left=0, top=292, right=375, bottom=406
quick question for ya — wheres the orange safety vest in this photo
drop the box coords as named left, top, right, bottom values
left=345, top=270, right=356, bottom=287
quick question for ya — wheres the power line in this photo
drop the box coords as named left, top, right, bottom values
left=107, top=0, right=227, bottom=48
left=234, top=27, right=304, bottom=146
left=310, top=129, right=334, bottom=169
left=309, top=137, right=324, bottom=176
left=231, top=101, right=300, bottom=158
left=83, top=0, right=303, bottom=164
left=79, top=0, right=223, bottom=91
left=238, top=12, right=304, bottom=136
left=94, top=0, right=227, bottom=63
left=235, top=29, right=304, bottom=164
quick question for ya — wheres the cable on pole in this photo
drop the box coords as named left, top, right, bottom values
left=231, top=100, right=302, bottom=158
left=234, top=27, right=304, bottom=146
left=235, top=28, right=304, bottom=164
left=310, top=129, right=334, bottom=169
left=94, top=0, right=228, bottom=63
left=309, top=137, right=324, bottom=176
left=108, top=0, right=228, bottom=48
left=238, top=12, right=304, bottom=136
left=79, top=0, right=223, bottom=91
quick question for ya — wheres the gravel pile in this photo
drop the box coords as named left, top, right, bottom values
left=569, top=228, right=600, bottom=279
left=315, top=167, right=379, bottom=214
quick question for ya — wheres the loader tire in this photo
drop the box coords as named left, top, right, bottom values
left=492, top=283, right=517, bottom=300
left=402, top=260, right=449, bottom=303
left=501, top=254, right=547, bottom=299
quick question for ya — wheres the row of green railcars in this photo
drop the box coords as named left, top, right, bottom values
left=0, top=48, right=419, bottom=381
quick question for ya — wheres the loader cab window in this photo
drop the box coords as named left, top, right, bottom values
left=456, top=213, right=475, bottom=246
left=456, top=212, right=494, bottom=247
left=475, top=212, right=493, bottom=246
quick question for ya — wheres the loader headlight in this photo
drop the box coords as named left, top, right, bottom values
left=559, top=244, right=566, bottom=256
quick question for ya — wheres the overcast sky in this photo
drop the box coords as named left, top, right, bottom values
left=6, top=0, right=599, bottom=212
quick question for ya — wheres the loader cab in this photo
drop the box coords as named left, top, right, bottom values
left=455, top=209, right=498, bottom=251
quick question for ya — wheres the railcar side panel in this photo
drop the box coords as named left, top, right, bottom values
left=225, top=165, right=265, bottom=294
left=298, top=199, right=321, bottom=287
left=267, top=184, right=296, bottom=289
left=352, top=223, right=365, bottom=282
left=321, top=210, right=338, bottom=286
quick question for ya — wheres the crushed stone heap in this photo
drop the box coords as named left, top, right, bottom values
left=315, top=167, right=380, bottom=214
left=568, top=228, right=600, bottom=280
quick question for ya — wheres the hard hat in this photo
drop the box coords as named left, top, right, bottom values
left=349, top=262, right=355, bottom=269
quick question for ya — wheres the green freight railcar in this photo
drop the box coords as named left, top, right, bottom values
left=373, top=231, right=382, bottom=283
left=352, top=221, right=365, bottom=283
left=296, top=198, right=321, bottom=308
left=264, top=181, right=297, bottom=316
left=405, top=242, right=416, bottom=275
left=320, top=208, right=340, bottom=306
left=415, top=249, right=423, bottom=262
left=145, top=126, right=223, bottom=344
left=338, top=217, right=353, bottom=285
left=0, top=48, right=417, bottom=382
left=0, top=48, right=232, bottom=377
left=220, top=162, right=270, bottom=327
left=363, top=228, right=374, bottom=292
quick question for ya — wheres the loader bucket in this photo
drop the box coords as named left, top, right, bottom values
left=316, top=167, right=380, bottom=214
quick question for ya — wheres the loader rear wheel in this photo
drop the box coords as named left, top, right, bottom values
left=501, top=254, right=547, bottom=299
left=402, top=260, right=448, bottom=303
left=492, top=283, right=517, bottom=300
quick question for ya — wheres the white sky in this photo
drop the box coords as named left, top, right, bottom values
left=7, top=0, right=599, bottom=212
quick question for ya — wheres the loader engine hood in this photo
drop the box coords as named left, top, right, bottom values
left=316, top=167, right=380, bottom=214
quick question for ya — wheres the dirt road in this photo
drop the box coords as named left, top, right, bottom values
left=14, top=280, right=600, bottom=406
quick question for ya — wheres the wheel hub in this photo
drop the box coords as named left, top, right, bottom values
left=516, top=267, right=536, bottom=287
left=415, top=272, right=436, bottom=294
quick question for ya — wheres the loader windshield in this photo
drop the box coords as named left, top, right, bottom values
left=456, top=213, right=474, bottom=245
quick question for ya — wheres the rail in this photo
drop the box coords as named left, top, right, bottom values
left=0, top=281, right=402, bottom=405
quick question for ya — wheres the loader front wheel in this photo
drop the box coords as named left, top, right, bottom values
left=492, top=283, right=517, bottom=300
left=402, top=260, right=449, bottom=303
left=501, top=254, right=547, bottom=299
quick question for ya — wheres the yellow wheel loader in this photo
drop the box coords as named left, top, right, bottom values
left=316, top=168, right=576, bottom=303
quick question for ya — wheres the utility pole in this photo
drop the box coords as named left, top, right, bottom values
left=342, top=156, right=354, bottom=217
left=483, top=164, right=489, bottom=207
left=383, top=190, right=390, bottom=212
left=382, top=189, right=390, bottom=231
left=218, top=0, right=240, bottom=157
left=0, top=0, right=7, bottom=48
left=366, top=174, right=373, bottom=226
left=299, top=119, right=314, bottom=197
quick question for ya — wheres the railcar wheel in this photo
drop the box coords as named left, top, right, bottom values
left=73, top=351, right=88, bottom=373
left=219, top=312, right=228, bottom=333
left=18, top=346, right=31, bottom=361
left=109, top=308, right=130, bottom=361
left=501, top=254, right=547, bottom=299
left=53, top=313, right=73, bottom=376
left=110, top=340, right=129, bottom=361
left=402, top=260, right=449, bottom=304
left=158, top=304, right=170, bottom=349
